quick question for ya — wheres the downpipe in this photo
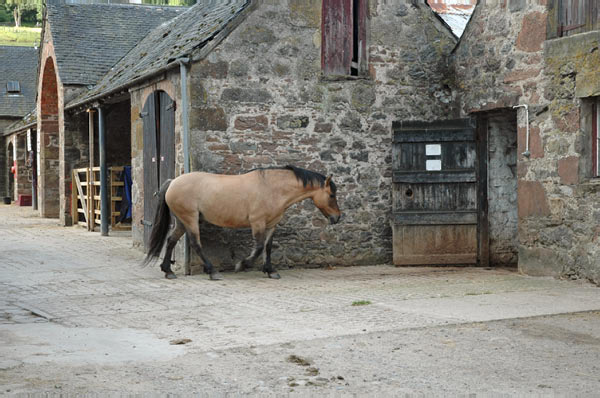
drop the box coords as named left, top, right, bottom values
left=513, top=104, right=530, bottom=158
left=179, top=58, right=192, bottom=275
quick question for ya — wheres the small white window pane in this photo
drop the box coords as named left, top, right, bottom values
left=426, top=144, right=441, bottom=156
left=426, top=159, right=442, bottom=171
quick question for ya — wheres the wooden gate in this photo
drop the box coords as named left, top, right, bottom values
left=142, top=91, right=175, bottom=249
left=392, top=119, right=487, bottom=266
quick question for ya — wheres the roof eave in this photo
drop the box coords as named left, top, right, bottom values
left=66, top=0, right=257, bottom=112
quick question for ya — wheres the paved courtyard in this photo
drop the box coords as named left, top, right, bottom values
left=1, top=205, right=600, bottom=395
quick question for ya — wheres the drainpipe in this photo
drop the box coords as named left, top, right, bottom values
left=98, top=106, right=109, bottom=236
left=179, top=57, right=191, bottom=275
left=513, top=104, right=530, bottom=158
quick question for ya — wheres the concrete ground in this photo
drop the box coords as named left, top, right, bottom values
left=1, top=205, right=600, bottom=396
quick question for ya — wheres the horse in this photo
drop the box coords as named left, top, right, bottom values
left=143, top=165, right=341, bottom=280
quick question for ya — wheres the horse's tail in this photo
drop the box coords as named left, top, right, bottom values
left=142, top=179, right=173, bottom=266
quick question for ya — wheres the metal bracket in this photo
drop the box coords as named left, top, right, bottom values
left=558, top=23, right=585, bottom=37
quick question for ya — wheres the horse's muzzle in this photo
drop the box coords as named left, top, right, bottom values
left=329, top=214, right=341, bottom=225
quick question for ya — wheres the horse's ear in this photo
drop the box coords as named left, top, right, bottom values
left=325, top=175, right=332, bottom=187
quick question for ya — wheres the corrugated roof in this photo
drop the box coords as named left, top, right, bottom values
left=0, top=46, right=38, bottom=118
left=427, top=1, right=475, bottom=37
left=68, top=0, right=250, bottom=108
left=46, top=3, right=185, bottom=86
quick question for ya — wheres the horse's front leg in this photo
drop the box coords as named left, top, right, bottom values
left=262, top=227, right=280, bottom=279
left=235, top=224, right=268, bottom=275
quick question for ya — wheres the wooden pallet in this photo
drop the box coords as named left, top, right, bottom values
left=71, top=166, right=131, bottom=231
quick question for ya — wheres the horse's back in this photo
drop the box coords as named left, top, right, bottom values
left=165, top=171, right=261, bottom=228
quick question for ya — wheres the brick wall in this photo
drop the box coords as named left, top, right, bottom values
left=37, top=41, right=61, bottom=218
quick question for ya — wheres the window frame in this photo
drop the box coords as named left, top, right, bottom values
left=548, top=0, right=600, bottom=39
left=321, top=0, right=368, bottom=77
left=6, top=81, right=21, bottom=94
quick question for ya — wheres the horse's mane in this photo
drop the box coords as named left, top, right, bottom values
left=249, top=165, right=337, bottom=194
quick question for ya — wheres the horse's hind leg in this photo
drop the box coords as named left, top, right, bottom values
left=262, top=227, right=280, bottom=279
left=235, top=224, right=266, bottom=273
left=160, top=218, right=185, bottom=279
left=183, top=214, right=222, bottom=281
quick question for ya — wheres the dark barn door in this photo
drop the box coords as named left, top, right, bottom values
left=392, top=119, right=486, bottom=266
left=142, top=91, right=175, bottom=250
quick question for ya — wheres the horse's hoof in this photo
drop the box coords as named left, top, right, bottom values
left=210, top=272, right=223, bottom=281
left=165, top=272, right=177, bottom=280
left=268, top=272, right=281, bottom=280
left=234, top=262, right=244, bottom=273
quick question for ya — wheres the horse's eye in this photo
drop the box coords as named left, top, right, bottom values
left=330, top=194, right=335, bottom=199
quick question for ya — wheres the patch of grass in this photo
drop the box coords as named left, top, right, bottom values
left=465, top=291, right=493, bottom=296
left=351, top=300, right=372, bottom=306
left=0, top=26, right=41, bottom=47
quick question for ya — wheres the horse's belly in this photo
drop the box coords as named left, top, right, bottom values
left=201, top=209, right=250, bottom=229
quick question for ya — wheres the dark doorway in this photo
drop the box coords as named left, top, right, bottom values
left=481, top=111, right=519, bottom=266
left=141, top=90, right=175, bottom=250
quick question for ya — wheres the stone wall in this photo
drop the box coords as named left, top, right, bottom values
left=487, top=112, right=518, bottom=265
left=453, top=1, right=600, bottom=284
left=0, top=134, right=5, bottom=197
left=15, top=133, right=32, bottom=200
left=184, top=0, right=457, bottom=270
left=62, top=109, right=90, bottom=225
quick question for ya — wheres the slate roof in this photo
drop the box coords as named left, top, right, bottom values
left=2, top=109, right=36, bottom=137
left=0, top=46, right=39, bottom=118
left=68, top=0, right=250, bottom=108
left=46, top=3, right=185, bottom=86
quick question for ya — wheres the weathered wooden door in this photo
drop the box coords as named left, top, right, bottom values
left=392, top=119, right=485, bottom=265
left=142, top=91, right=175, bottom=249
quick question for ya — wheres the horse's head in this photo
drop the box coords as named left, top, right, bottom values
left=313, top=175, right=341, bottom=224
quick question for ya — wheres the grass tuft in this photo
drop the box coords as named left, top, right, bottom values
left=0, top=26, right=41, bottom=47
left=351, top=300, right=372, bottom=306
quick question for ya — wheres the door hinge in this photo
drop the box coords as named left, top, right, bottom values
left=141, top=219, right=153, bottom=227
left=139, top=111, right=148, bottom=118
left=166, top=102, right=176, bottom=111
left=558, top=23, right=585, bottom=36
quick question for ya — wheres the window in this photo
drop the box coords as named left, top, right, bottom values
left=6, top=81, right=21, bottom=94
left=549, top=0, right=600, bottom=38
left=593, top=98, right=599, bottom=177
left=321, top=0, right=367, bottom=76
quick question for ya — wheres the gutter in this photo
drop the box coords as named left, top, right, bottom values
left=2, top=121, right=37, bottom=137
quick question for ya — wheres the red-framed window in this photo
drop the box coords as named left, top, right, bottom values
left=593, top=99, right=599, bottom=177
left=322, top=0, right=367, bottom=76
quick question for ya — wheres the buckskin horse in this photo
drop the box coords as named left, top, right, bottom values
left=143, top=165, right=341, bottom=280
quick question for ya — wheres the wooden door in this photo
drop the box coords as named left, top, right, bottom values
left=142, top=91, right=175, bottom=249
left=158, top=91, right=175, bottom=187
left=392, top=119, right=483, bottom=265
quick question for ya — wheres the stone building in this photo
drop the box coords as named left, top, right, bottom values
left=452, top=0, right=599, bottom=283
left=35, top=1, right=184, bottom=221
left=24, top=0, right=598, bottom=283
left=65, top=0, right=458, bottom=272
left=1, top=46, right=38, bottom=203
